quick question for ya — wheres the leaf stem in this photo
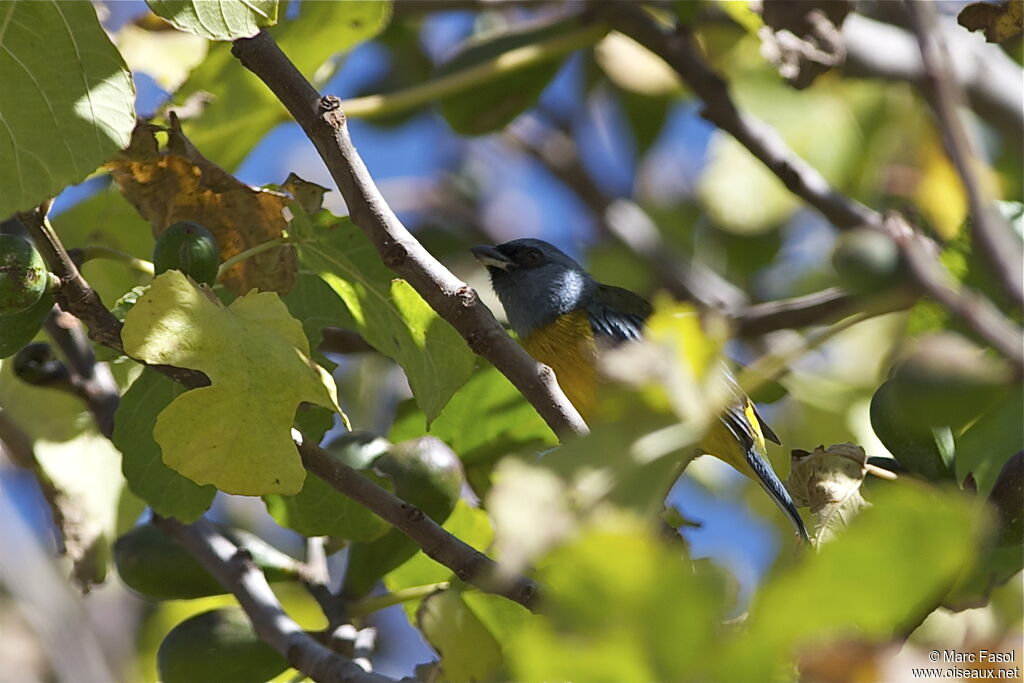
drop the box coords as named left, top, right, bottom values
left=348, top=582, right=451, bottom=618
left=339, top=22, right=608, bottom=120
left=217, top=236, right=288, bottom=280
left=75, top=245, right=154, bottom=276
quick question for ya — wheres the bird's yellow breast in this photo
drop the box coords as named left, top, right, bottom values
left=521, top=311, right=599, bottom=418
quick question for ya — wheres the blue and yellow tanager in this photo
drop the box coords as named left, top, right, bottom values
left=472, top=238, right=809, bottom=541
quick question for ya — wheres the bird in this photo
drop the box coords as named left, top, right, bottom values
left=471, top=238, right=809, bottom=542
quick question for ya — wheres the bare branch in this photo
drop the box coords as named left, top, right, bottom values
left=885, top=212, right=1023, bottom=371
left=230, top=30, right=588, bottom=439
left=299, top=440, right=540, bottom=610
left=605, top=3, right=1024, bottom=372
left=153, top=517, right=394, bottom=683
left=505, top=116, right=748, bottom=312
left=904, top=1, right=1024, bottom=311
left=43, top=312, right=120, bottom=438
left=604, top=5, right=876, bottom=230
left=734, top=287, right=858, bottom=336
left=842, top=13, right=1024, bottom=148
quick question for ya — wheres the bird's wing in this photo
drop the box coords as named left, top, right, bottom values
left=724, top=372, right=782, bottom=445
left=586, top=284, right=653, bottom=344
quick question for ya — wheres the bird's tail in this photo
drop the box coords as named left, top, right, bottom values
left=745, top=448, right=810, bottom=543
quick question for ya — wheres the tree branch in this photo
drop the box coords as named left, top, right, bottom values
left=608, top=5, right=876, bottom=231
left=43, top=311, right=120, bottom=438
left=505, top=115, right=748, bottom=312
left=153, top=517, right=394, bottom=683
left=299, top=440, right=539, bottom=610
left=733, top=287, right=857, bottom=336
left=841, top=13, right=1024, bottom=149
left=605, top=3, right=1024, bottom=372
left=904, top=1, right=1024, bottom=311
left=229, top=30, right=588, bottom=439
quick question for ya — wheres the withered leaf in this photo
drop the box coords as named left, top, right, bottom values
left=958, top=0, right=1024, bottom=43
left=108, top=114, right=296, bottom=295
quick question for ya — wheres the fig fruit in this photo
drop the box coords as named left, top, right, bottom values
left=157, top=608, right=289, bottom=683
left=832, top=228, right=906, bottom=295
left=342, top=436, right=463, bottom=598
left=0, top=234, right=48, bottom=315
left=152, top=221, right=220, bottom=286
left=114, top=522, right=301, bottom=600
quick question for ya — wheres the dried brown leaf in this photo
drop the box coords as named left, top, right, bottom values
left=108, top=115, right=295, bottom=295
left=958, top=0, right=1024, bottom=43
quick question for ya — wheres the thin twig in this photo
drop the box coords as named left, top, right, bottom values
left=299, top=440, right=539, bottom=610
left=43, top=311, right=120, bottom=438
left=230, top=30, right=588, bottom=438
left=734, top=287, right=876, bottom=336
left=841, top=13, right=1023, bottom=150
left=505, top=116, right=748, bottom=311
left=605, top=3, right=1024, bottom=373
left=153, top=517, right=394, bottom=683
left=904, top=0, right=1024, bottom=311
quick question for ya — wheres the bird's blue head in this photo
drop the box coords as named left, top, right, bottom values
left=471, top=238, right=597, bottom=338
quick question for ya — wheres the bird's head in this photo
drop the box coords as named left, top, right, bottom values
left=471, top=238, right=597, bottom=337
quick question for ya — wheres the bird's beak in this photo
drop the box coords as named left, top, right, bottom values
left=470, top=245, right=512, bottom=270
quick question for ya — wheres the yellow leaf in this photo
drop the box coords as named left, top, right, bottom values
left=121, top=271, right=340, bottom=495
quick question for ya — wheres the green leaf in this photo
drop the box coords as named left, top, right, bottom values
left=51, top=185, right=154, bottom=305
left=341, top=440, right=466, bottom=599
left=113, top=368, right=216, bottom=522
left=0, top=1, right=135, bottom=217
left=389, top=363, right=558, bottom=491
left=697, top=79, right=862, bottom=234
left=418, top=588, right=505, bottom=683
left=506, top=516, right=729, bottom=683
left=120, top=270, right=341, bottom=495
left=955, top=389, right=1024, bottom=496
left=174, top=1, right=392, bottom=169
left=146, top=0, right=277, bottom=41
left=263, top=434, right=392, bottom=542
left=383, top=501, right=494, bottom=618
left=716, top=485, right=980, bottom=681
left=297, top=217, right=475, bottom=422
left=281, top=271, right=352, bottom=350
left=436, top=17, right=601, bottom=136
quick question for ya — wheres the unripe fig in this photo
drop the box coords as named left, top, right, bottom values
left=989, top=451, right=1023, bottom=546
left=153, top=221, right=220, bottom=286
left=887, top=333, right=1010, bottom=431
left=0, top=291, right=53, bottom=359
left=0, top=234, right=48, bottom=315
left=870, top=379, right=952, bottom=481
left=832, top=228, right=905, bottom=295
left=114, top=522, right=301, bottom=600
left=157, top=608, right=288, bottom=683
left=343, top=437, right=463, bottom=598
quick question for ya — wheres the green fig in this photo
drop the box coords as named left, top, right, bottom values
left=114, top=522, right=301, bottom=600
left=870, top=379, right=953, bottom=481
left=343, top=437, right=463, bottom=598
left=989, top=451, right=1023, bottom=547
left=157, top=608, right=289, bottom=683
left=0, top=290, right=53, bottom=359
left=152, top=221, right=220, bottom=286
left=832, top=228, right=906, bottom=295
left=0, top=234, right=48, bottom=315
left=887, top=333, right=1010, bottom=432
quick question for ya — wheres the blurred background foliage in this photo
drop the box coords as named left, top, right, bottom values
left=0, top=0, right=1021, bottom=681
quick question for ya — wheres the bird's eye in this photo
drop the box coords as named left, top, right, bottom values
left=522, top=248, right=543, bottom=265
